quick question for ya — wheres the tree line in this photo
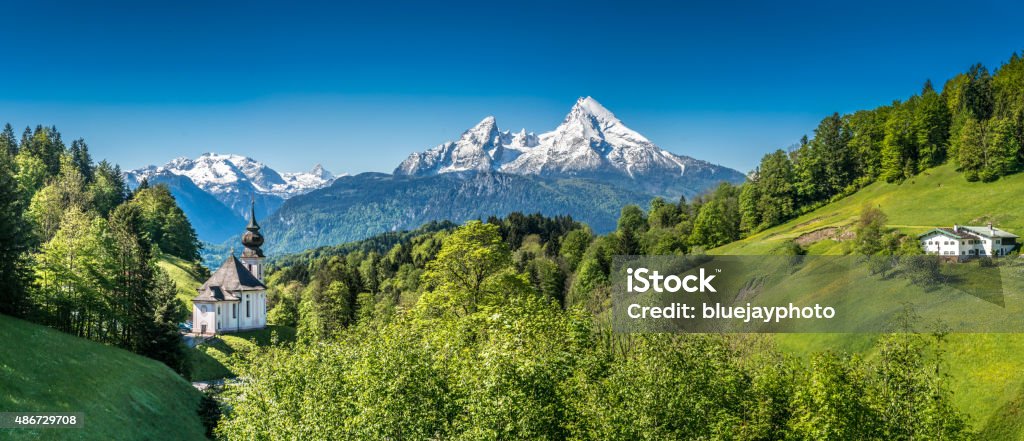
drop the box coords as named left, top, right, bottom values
left=0, top=124, right=202, bottom=375
left=695, top=53, right=1024, bottom=247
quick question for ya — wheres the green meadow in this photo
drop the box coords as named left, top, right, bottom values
left=715, top=163, right=1024, bottom=255
left=189, top=325, right=297, bottom=381
left=0, top=314, right=207, bottom=441
left=712, top=163, right=1024, bottom=438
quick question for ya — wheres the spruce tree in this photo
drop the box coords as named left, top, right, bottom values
left=881, top=101, right=917, bottom=182
left=914, top=81, right=951, bottom=169
left=0, top=123, right=17, bottom=157
left=956, top=116, right=985, bottom=181
left=0, top=154, right=31, bottom=316
left=69, top=138, right=94, bottom=183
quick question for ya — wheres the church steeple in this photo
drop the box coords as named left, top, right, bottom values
left=241, top=197, right=264, bottom=259
left=246, top=198, right=260, bottom=230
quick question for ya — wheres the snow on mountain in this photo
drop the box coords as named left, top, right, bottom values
left=125, top=154, right=339, bottom=240
left=282, top=164, right=335, bottom=191
left=129, top=153, right=337, bottom=199
left=394, top=97, right=745, bottom=197
left=394, top=116, right=538, bottom=176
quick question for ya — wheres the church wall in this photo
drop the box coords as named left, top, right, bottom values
left=193, top=303, right=217, bottom=335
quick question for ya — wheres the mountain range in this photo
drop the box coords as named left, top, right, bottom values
left=260, top=172, right=654, bottom=254
left=125, top=153, right=336, bottom=242
left=126, top=98, right=746, bottom=253
left=395, top=97, right=744, bottom=198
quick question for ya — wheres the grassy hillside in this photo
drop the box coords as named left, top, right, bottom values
left=156, top=254, right=205, bottom=321
left=0, top=314, right=206, bottom=441
left=715, top=162, right=1024, bottom=255
left=713, top=163, right=1024, bottom=438
left=189, top=325, right=297, bottom=381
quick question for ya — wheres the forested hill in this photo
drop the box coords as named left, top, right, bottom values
left=609, top=52, right=1024, bottom=252
left=0, top=123, right=206, bottom=379
left=260, top=171, right=653, bottom=254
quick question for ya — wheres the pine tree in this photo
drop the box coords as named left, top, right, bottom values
left=29, top=125, right=61, bottom=176
left=0, top=123, right=17, bottom=157
left=19, top=126, right=31, bottom=155
left=845, top=106, right=891, bottom=182
left=982, top=117, right=1020, bottom=180
left=90, top=160, right=128, bottom=218
left=813, top=112, right=855, bottom=196
left=881, top=101, right=917, bottom=182
left=914, top=81, right=951, bottom=169
left=738, top=181, right=761, bottom=234
left=69, top=138, right=94, bottom=183
left=107, top=204, right=155, bottom=350
left=0, top=154, right=31, bottom=316
left=141, top=270, right=190, bottom=376
left=756, top=149, right=796, bottom=226
left=956, top=116, right=985, bottom=181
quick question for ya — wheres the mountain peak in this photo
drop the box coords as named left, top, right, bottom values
left=393, top=97, right=745, bottom=195
left=570, top=96, right=618, bottom=123
left=458, top=116, right=501, bottom=151
left=309, top=164, right=334, bottom=180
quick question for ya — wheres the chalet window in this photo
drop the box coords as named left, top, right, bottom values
left=247, top=300, right=251, bottom=318
left=233, top=304, right=237, bottom=319
left=995, top=239, right=1001, bottom=244
left=962, top=251, right=966, bottom=255
left=217, top=306, right=220, bottom=315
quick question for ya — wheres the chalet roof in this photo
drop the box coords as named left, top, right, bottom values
left=193, top=285, right=240, bottom=302
left=961, top=225, right=1019, bottom=239
left=199, top=255, right=267, bottom=294
left=918, top=228, right=977, bottom=240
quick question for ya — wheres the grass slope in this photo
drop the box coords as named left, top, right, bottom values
left=713, top=163, right=1024, bottom=438
left=156, top=254, right=204, bottom=320
left=189, top=325, right=297, bottom=381
left=0, top=314, right=206, bottom=441
left=716, top=163, right=1024, bottom=255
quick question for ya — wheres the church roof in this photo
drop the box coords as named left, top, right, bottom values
left=199, top=255, right=267, bottom=293
left=193, top=285, right=240, bottom=302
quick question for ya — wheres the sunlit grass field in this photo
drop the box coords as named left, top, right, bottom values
left=0, top=314, right=206, bottom=441
left=713, top=163, right=1024, bottom=438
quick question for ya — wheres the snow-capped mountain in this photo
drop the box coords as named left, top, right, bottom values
left=125, top=153, right=338, bottom=242
left=130, top=153, right=335, bottom=200
left=394, top=97, right=745, bottom=198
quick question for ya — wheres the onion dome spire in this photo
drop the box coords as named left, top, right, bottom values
left=241, top=196, right=264, bottom=257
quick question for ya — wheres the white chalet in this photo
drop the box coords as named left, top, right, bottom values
left=192, top=201, right=268, bottom=336
left=918, top=223, right=1018, bottom=261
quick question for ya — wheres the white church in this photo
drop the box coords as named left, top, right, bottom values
left=192, top=202, right=268, bottom=336
left=918, top=223, right=1019, bottom=261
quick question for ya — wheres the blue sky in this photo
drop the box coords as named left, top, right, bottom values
left=1, top=0, right=1022, bottom=175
